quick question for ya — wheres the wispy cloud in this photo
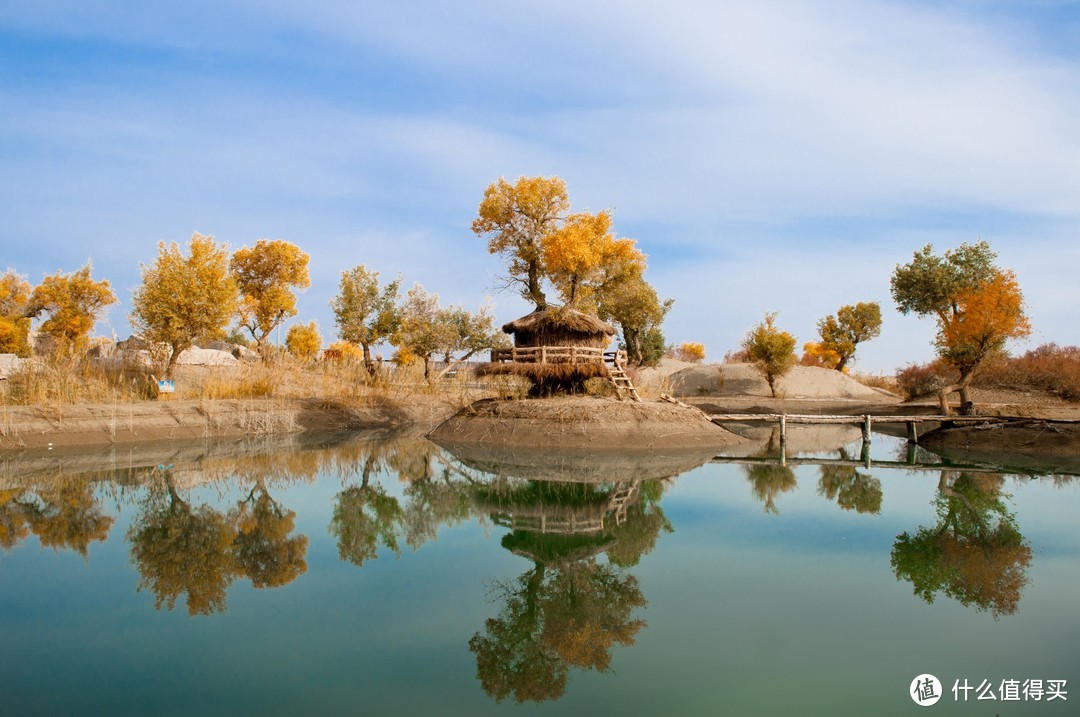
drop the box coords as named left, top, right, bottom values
left=1, top=0, right=1077, bottom=369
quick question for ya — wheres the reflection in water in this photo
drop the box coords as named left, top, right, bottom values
left=128, top=465, right=311, bottom=615
left=1, top=429, right=1065, bottom=714
left=469, top=557, right=646, bottom=704
left=891, top=472, right=1032, bottom=618
left=0, top=482, right=114, bottom=556
left=232, top=480, right=308, bottom=589
left=461, top=464, right=675, bottom=704
left=744, top=463, right=797, bottom=515
left=329, top=438, right=476, bottom=565
left=128, top=470, right=237, bottom=615
left=332, top=479, right=403, bottom=567
left=818, top=448, right=882, bottom=514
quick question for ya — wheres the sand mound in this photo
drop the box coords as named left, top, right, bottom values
left=428, top=396, right=744, bottom=450
left=435, top=441, right=718, bottom=483
left=668, top=363, right=889, bottom=400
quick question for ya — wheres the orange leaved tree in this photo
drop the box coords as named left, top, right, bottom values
left=891, top=242, right=1030, bottom=413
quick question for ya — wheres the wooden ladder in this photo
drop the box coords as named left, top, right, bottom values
left=605, top=352, right=642, bottom=402
left=607, top=482, right=640, bottom=525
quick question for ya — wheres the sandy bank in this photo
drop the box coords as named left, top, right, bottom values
left=428, top=396, right=745, bottom=451
left=0, top=396, right=460, bottom=452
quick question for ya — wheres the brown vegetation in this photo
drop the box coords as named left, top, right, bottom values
left=895, top=344, right=1080, bottom=403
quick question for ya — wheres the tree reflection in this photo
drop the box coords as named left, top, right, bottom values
left=891, top=472, right=1032, bottom=618
left=469, top=479, right=661, bottom=704
left=0, top=483, right=114, bottom=556
left=744, top=463, right=797, bottom=515
left=128, top=471, right=237, bottom=616
left=230, top=479, right=308, bottom=589
left=0, top=489, right=30, bottom=550
left=818, top=449, right=882, bottom=514
left=469, top=556, right=646, bottom=704
left=330, top=453, right=403, bottom=567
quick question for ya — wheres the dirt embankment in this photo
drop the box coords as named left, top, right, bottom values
left=429, top=396, right=744, bottom=451
left=0, top=396, right=461, bottom=452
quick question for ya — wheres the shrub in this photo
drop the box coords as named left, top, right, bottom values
left=976, top=343, right=1080, bottom=401
left=676, top=342, right=706, bottom=363
left=286, top=322, right=322, bottom=361
left=895, top=360, right=957, bottom=401
left=723, top=349, right=750, bottom=364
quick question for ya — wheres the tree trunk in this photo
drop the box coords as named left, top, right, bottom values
left=624, top=329, right=642, bottom=365
left=527, top=263, right=546, bottom=310
left=935, top=367, right=976, bottom=416
left=423, top=356, right=431, bottom=381
left=362, top=342, right=374, bottom=375
left=165, top=342, right=187, bottom=378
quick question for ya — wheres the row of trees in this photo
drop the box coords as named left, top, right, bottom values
left=739, top=242, right=1030, bottom=411
left=740, top=302, right=883, bottom=397
left=3, top=176, right=675, bottom=377
left=1, top=232, right=504, bottom=379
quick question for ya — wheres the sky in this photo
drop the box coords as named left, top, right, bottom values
left=2, top=0, right=1079, bottom=372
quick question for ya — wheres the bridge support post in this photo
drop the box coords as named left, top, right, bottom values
left=779, top=415, right=787, bottom=466
left=906, top=421, right=918, bottom=444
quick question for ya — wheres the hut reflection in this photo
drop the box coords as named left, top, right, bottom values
left=436, top=442, right=704, bottom=704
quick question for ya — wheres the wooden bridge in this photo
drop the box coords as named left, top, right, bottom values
left=704, top=411, right=1080, bottom=466
left=704, top=413, right=998, bottom=444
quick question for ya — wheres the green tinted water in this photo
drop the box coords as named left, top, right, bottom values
left=0, top=431, right=1076, bottom=716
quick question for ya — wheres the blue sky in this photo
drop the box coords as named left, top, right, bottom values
left=3, top=0, right=1079, bottom=372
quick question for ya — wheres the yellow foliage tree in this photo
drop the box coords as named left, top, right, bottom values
left=131, top=233, right=239, bottom=376
left=800, top=341, right=842, bottom=370
left=676, top=342, right=706, bottom=363
left=0, top=270, right=32, bottom=356
left=937, top=270, right=1031, bottom=391
left=816, top=302, right=881, bottom=372
left=26, top=263, right=117, bottom=355
left=325, top=341, right=365, bottom=363
left=230, top=240, right=311, bottom=348
left=473, top=176, right=569, bottom=309
left=542, top=211, right=645, bottom=309
left=285, top=321, right=321, bottom=361
left=0, top=269, right=31, bottom=316
left=743, top=312, right=796, bottom=398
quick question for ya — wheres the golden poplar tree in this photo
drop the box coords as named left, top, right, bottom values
left=0, top=270, right=32, bottom=356
left=131, top=233, right=239, bottom=376
left=26, top=263, right=116, bottom=355
left=230, top=240, right=311, bottom=348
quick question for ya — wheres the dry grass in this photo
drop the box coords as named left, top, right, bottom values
left=0, top=352, right=496, bottom=409
left=894, top=344, right=1080, bottom=402
left=852, top=372, right=899, bottom=393
left=479, top=360, right=609, bottom=396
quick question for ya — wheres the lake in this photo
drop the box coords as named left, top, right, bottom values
left=0, top=428, right=1076, bottom=715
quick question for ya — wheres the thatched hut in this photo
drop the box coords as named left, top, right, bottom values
left=501, top=307, right=615, bottom=350
left=480, top=307, right=618, bottom=395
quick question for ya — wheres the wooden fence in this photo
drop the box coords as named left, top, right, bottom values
left=490, top=346, right=627, bottom=365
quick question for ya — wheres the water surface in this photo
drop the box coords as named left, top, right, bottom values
left=1, top=429, right=1076, bottom=715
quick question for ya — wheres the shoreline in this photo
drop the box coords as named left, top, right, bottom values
left=3, top=391, right=1079, bottom=457
left=0, top=395, right=462, bottom=452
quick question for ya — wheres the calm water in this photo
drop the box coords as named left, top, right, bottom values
left=1, top=429, right=1077, bottom=716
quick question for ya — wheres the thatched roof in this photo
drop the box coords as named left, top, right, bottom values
left=501, top=307, right=616, bottom=337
